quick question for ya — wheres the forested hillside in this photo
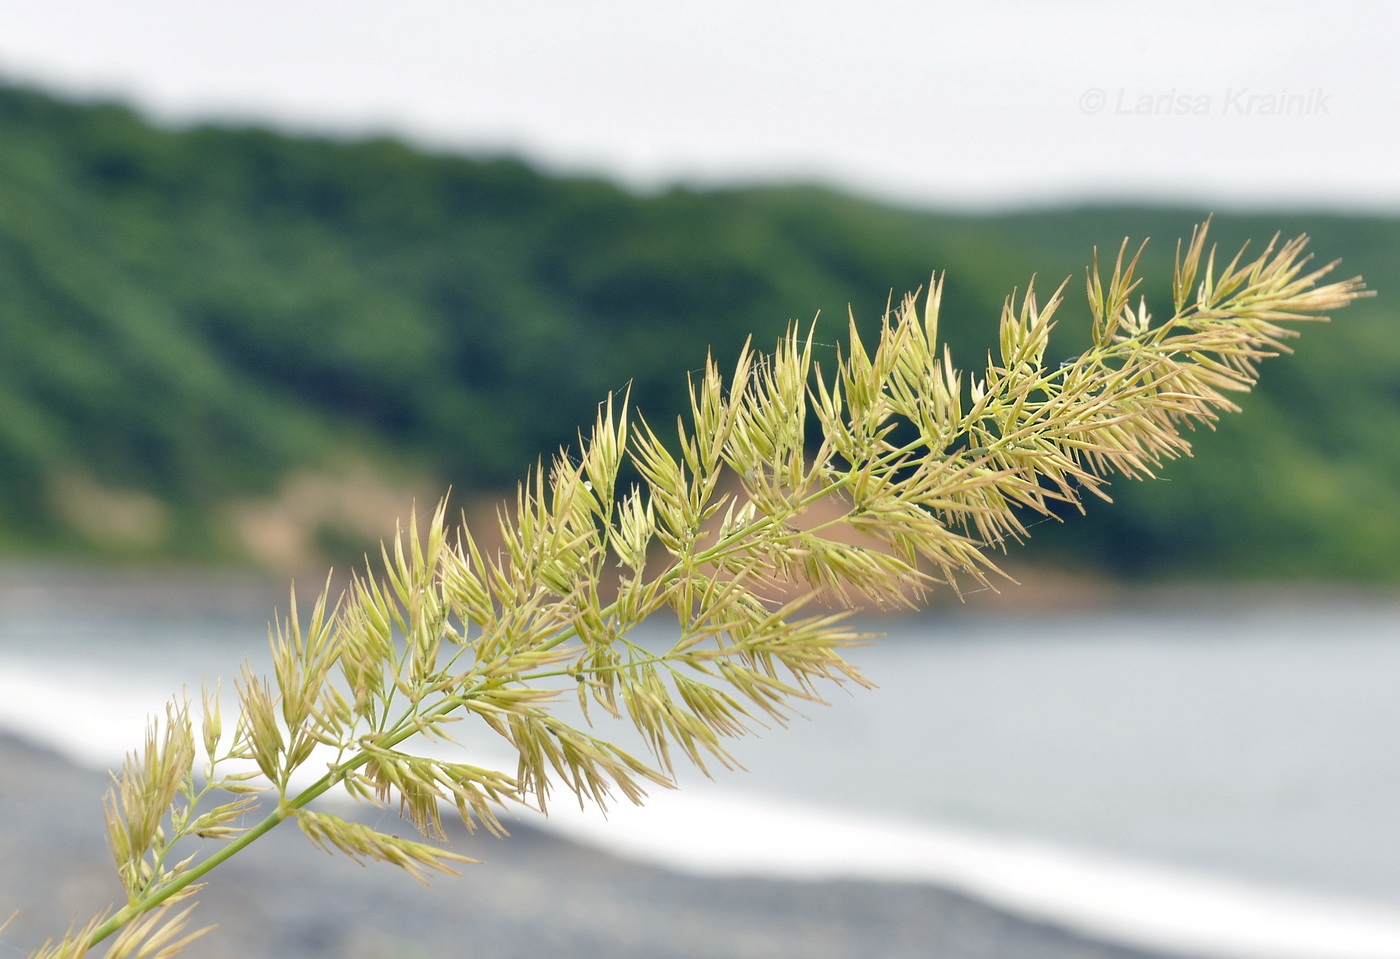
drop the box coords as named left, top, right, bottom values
left=0, top=82, right=1395, bottom=580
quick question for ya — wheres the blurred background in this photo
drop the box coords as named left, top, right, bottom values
left=0, top=0, right=1395, bottom=578
left=2, top=2, right=1400, bottom=958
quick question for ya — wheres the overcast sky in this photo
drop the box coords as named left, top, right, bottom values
left=0, top=1, right=1393, bottom=212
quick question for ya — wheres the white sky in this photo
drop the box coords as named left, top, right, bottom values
left=0, top=1, right=1393, bottom=212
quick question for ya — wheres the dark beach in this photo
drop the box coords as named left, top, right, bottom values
left=0, top=734, right=1190, bottom=959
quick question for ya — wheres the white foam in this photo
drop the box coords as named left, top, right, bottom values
left=0, top=657, right=177, bottom=767
left=542, top=788, right=1400, bottom=959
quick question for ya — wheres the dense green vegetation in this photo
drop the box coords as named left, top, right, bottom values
left=0, top=82, right=1394, bottom=579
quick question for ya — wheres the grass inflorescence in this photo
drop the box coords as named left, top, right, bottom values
left=15, top=220, right=1367, bottom=958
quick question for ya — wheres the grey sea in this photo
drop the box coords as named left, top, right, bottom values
left=3, top=569, right=1400, bottom=958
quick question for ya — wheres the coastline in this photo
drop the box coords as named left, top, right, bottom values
left=0, top=733, right=1181, bottom=959
left=3, top=556, right=1396, bottom=616
left=6, top=567, right=1400, bottom=958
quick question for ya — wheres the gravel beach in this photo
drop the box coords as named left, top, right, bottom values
left=0, top=734, right=1191, bottom=959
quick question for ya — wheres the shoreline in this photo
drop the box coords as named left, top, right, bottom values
left=2, top=558, right=1397, bottom=617
left=0, top=732, right=1181, bottom=959
left=7, top=568, right=1400, bottom=958
left=8, top=728, right=1400, bottom=959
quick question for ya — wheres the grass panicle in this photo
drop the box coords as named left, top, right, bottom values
left=15, top=220, right=1366, bottom=958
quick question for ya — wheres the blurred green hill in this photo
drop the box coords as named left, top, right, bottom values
left=0, top=82, right=1395, bottom=580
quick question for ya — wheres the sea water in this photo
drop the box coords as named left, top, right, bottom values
left=3, top=571, right=1400, bottom=958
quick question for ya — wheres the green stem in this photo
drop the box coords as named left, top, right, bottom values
left=87, top=799, right=287, bottom=948
left=84, top=750, right=375, bottom=950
